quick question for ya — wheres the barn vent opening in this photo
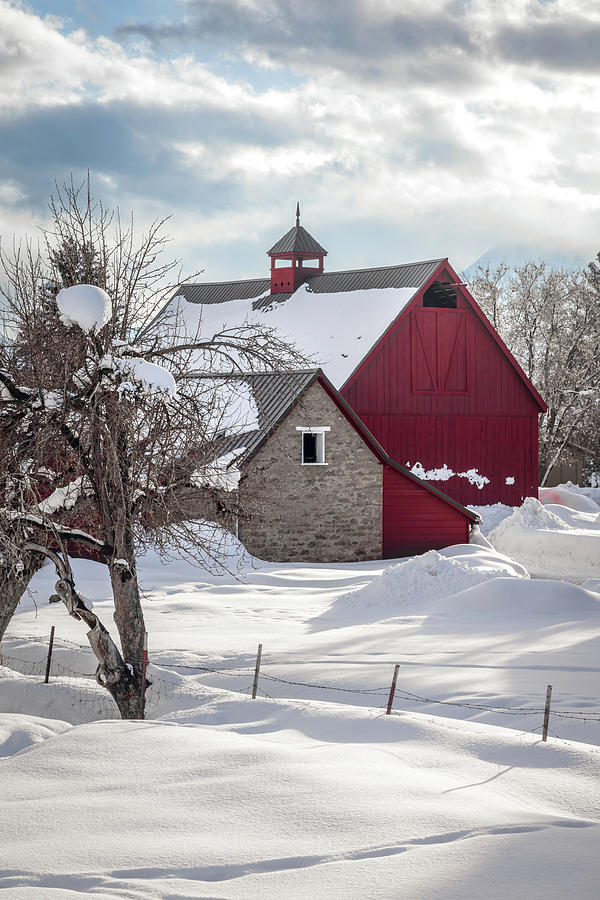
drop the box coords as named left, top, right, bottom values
left=423, top=281, right=457, bottom=308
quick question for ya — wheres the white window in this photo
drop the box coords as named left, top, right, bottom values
left=296, top=426, right=330, bottom=465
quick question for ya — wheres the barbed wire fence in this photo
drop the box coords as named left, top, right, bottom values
left=2, top=631, right=600, bottom=740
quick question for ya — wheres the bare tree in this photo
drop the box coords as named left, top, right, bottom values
left=0, top=178, right=307, bottom=717
left=468, top=261, right=600, bottom=486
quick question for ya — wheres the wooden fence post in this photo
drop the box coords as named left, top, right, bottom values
left=252, top=643, right=263, bottom=699
left=44, top=625, right=55, bottom=684
left=386, top=664, right=399, bottom=715
left=140, top=631, right=148, bottom=719
left=542, top=684, right=552, bottom=742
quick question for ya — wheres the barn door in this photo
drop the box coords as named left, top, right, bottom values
left=411, top=309, right=468, bottom=393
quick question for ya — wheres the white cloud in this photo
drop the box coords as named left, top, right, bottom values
left=0, top=0, right=599, bottom=276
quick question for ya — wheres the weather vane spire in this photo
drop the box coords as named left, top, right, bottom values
left=296, top=202, right=300, bottom=228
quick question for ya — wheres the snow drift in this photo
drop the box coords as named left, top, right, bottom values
left=490, top=497, right=600, bottom=581
left=313, top=545, right=529, bottom=627
left=1, top=701, right=599, bottom=899
left=539, top=485, right=600, bottom=514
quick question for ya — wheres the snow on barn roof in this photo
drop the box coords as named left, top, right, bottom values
left=173, top=258, right=445, bottom=388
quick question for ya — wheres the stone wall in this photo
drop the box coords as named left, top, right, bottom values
left=238, top=381, right=383, bottom=562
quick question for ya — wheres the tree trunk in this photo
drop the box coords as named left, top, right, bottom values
left=108, top=542, right=146, bottom=719
left=0, top=554, right=45, bottom=644
left=24, top=542, right=146, bottom=721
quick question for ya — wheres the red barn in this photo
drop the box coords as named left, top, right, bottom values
left=176, top=209, right=546, bottom=511
left=341, top=257, right=547, bottom=507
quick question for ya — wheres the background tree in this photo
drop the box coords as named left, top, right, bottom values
left=0, top=178, right=307, bottom=717
left=468, top=261, right=600, bottom=485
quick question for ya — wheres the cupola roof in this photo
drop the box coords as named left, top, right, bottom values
left=267, top=204, right=327, bottom=256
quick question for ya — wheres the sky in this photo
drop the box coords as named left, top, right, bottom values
left=1, top=0, right=599, bottom=282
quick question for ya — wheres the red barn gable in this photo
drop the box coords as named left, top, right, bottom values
left=341, top=258, right=547, bottom=506
left=173, top=212, right=546, bottom=508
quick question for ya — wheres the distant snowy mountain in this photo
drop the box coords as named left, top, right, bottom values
left=464, top=242, right=593, bottom=278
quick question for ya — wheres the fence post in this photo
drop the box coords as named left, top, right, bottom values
left=44, top=625, right=55, bottom=684
left=252, top=643, right=263, bottom=699
left=542, top=684, right=552, bottom=742
left=386, top=664, right=399, bottom=715
left=140, top=631, right=148, bottom=719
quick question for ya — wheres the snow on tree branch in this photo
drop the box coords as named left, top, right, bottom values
left=56, top=284, right=111, bottom=332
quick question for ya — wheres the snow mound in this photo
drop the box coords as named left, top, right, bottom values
left=1, top=704, right=599, bottom=900
left=429, top=576, right=600, bottom=618
left=470, top=502, right=519, bottom=536
left=542, top=503, right=600, bottom=531
left=539, top=485, right=600, bottom=514
left=0, top=666, right=115, bottom=725
left=56, top=284, right=111, bottom=332
left=137, top=520, right=257, bottom=577
left=553, top=481, right=600, bottom=509
left=581, top=578, right=600, bottom=595
left=490, top=498, right=600, bottom=581
left=495, top=496, right=572, bottom=532
left=322, top=545, right=528, bottom=624
left=0, top=712, right=71, bottom=757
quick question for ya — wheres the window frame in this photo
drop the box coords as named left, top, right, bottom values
left=296, top=426, right=330, bottom=465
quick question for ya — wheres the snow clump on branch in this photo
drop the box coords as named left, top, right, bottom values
left=56, top=284, right=111, bottom=332
left=116, top=358, right=177, bottom=399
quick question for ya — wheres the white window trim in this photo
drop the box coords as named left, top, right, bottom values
left=297, top=426, right=330, bottom=465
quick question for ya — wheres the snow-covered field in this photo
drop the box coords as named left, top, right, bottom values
left=1, top=484, right=600, bottom=898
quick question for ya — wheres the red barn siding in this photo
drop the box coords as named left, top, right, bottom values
left=361, top=414, right=537, bottom=507
left=342, top=263, right=543, bottom=506
left=382, top=466, right=470, bottom=558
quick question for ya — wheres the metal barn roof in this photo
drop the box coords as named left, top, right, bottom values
left=176, top=278, right=270, bottom=306
left=201, top=370, right=321, bottom=464
left=175, top=258, right=446, bottom=310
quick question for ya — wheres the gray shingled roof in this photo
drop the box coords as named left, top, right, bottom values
left=174, top=258, right=445, bottom=310
left=267, top=224, right=327, bottom=256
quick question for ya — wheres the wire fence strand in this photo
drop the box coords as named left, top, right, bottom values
left=3, top=635, right=600, bottom=728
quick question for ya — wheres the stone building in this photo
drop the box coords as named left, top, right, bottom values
left=223, top=370, right=477, bottom=563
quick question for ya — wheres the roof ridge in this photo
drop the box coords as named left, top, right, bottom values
left=309, top=258, right=447, bottom=277
left=181, top=258, right=446, bottom=290
left=184, top=368, right=321, bottom=379
left=179, top=276, right=269, bottom=289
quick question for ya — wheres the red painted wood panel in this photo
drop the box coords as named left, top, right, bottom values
left=345, top=304, right=539, bottom=418
left=342, top=270, right=542, bottom=507
left=364, top=414, right=538, bottom=506
left=411, top=309, right=468, bottom=394
left=382, top=466, right=470, bottom=558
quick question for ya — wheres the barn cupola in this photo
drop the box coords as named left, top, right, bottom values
left=267, top=203, right=327, bottom=294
